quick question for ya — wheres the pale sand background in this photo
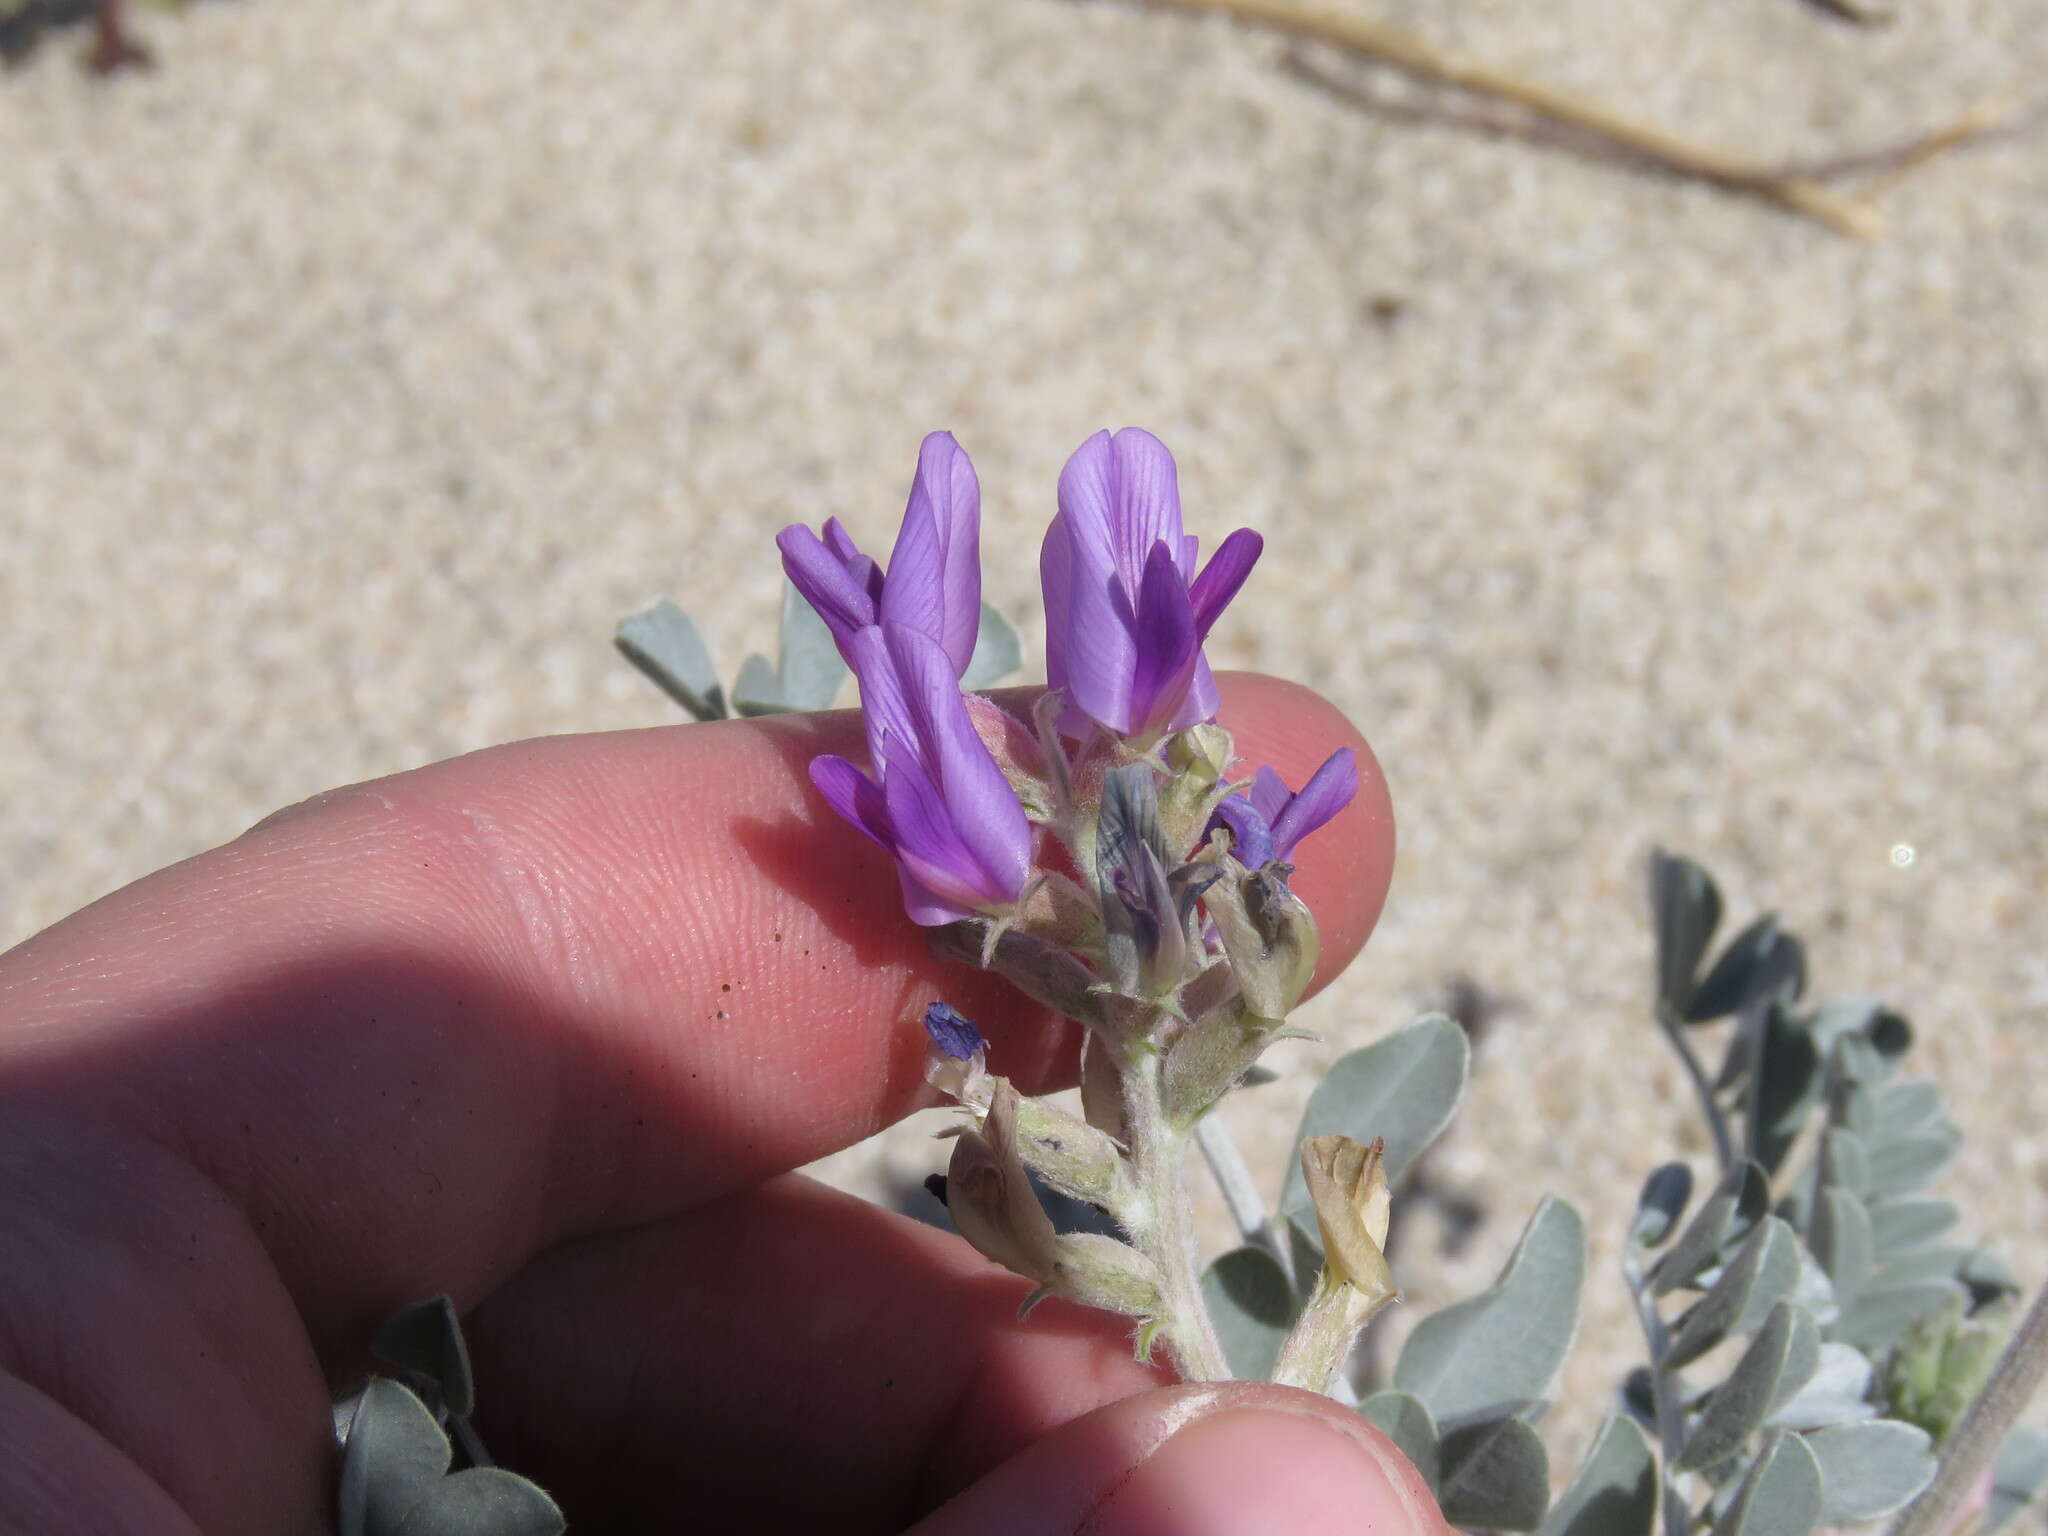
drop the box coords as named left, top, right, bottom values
left=5, top=0, right=2045, bottom=1469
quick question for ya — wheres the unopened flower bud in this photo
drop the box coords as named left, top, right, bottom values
left=1159, top=724, right=1235, bottom=851
left=1052, top=1233, right=1163, bottom=1319
left=1204, top=861, right=1321, bottom=1021
left=946, top=1079, right=1061, bottom=1284
left=1300, top=1134, right=1394, bottom=1304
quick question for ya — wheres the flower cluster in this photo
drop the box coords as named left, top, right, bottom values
left=777, top=429, right=1374, bottom=1386
left=779, top=427, right=1353, bottom=932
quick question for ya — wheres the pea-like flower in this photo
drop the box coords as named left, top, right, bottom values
left=777, top=430, right=983, bottom=677
left=1207, top=748, right=1358, bottom=869
left=1041, top=428, right=1264, bottom=740
left=808, top=622, right=1033, bottom=926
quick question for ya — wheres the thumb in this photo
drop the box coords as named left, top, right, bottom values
left=907, top=1381, right=1449, bottom=1536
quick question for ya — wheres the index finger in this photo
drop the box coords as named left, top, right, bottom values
left=0, top=673, right=1393, bottom=1350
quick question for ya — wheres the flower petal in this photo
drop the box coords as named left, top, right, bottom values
left=808, top=754, right=894, bottom=851
left=1188, top=527, right=1263, bottom=638
left=1055, top=429, right=1186, bottom=589
left=1248, top=764, right=1292, bottom=825
left=778, top=525, right=878, bottom=653
left=846, top=623, right=915, bottom=770
left=884, top=623, right=1032, bottom=903
left=1268, top=747, right=1358, bottom=861
left=1208, top=794, right=1276, bottom=868
left=879, top=731, right=1006, bottom=918
left=1129, top=540, right=1202, bottom=737
left=880, top=431, right=982, bottom=677
left=1039, top=514, right=1075, bottom=695
left=1102, top=429, right=1186, bottom=595
left=1061, top=561, right=1141, bottom=734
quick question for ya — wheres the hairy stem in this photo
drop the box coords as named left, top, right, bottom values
left=1888, top=1276, right=2048, bottom=1536
left=1124, top=1047, right=1231, bottom=1382
left=1272, top=1276, right=1385, bottom=1394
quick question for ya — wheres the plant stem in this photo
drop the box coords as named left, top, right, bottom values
left=1657, top=1003, right=1735, bottom=1170
left=1625, top=1255, right=1694, bottom=1536
left=1888, top=1276, right=2048, bottom=1536
left=1193, top=1112, right=1296, bottom=1283
left=1123, top=0, right=1882, bottom=237
left=1125, top=1047, right=1232, bottom=1381
left=1272, top=1276, right=1387, bottom=1394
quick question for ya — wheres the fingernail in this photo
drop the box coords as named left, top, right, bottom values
left=1086, top=1407, right=1423, bottom=1536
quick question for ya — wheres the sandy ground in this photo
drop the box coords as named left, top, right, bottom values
left=4, top=0, right=2045, bottom=1474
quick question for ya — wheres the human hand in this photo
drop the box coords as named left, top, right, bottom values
left=0, top=672, right=1441, bottom=1535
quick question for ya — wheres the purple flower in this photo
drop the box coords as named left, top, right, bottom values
left=1041, top=429, right=1263, bottom=739
left=809, top=622, right=1033, bottom=926
left=923, top=1001, right=986, bottom=1060
left=1207, top=748, right=1358, bottom=868
left=777, top=431, right=983, bottom=678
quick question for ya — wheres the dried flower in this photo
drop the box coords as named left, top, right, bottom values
left=1040, top=428, right=1263, bottom=740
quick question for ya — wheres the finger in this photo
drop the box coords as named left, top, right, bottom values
left=462, top=1175, right=1171, bottom=1531
left=908, top=1382, right=1447, bottom=1536
left=1, top=674, right=1391, bottom=1352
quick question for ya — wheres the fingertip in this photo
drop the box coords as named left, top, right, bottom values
left=909, top=1382, right=1447, bottom=1536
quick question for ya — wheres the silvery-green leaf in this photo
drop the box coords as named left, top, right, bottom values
left=370, top=1296, right=475, bottom=1418
left=1789, top=1244, right=1840, bottom=1329
left=1630, top=1163, right=1693, bottom=1249
left=1746, top=1007, right=1819, bottom=1175
left=1680, top=1303, right=1816, bottom=1470
left=614, top=599, right=727, bottom=720
left=1826, top=1077, right=1876, bottom=1138
left=960, top=602, right=1022, bottom=691
left=1395, top=1197, right=1584, bottom=1425
left=1837, top=1281, right=1966, bottom=1356
left=1810, top=1189, right=1873, bottom=1305
left=1959, top=1247, right=2021, bottom=1311
left=1872, top=1246, right=1971, bottom=1290
left=1281, top=1014, right=1468, bottom=1220
left=391, top=1469, right=565, bottom=1536
left=1237, top=1063, right=1281, bottom=1089
left=1872, top=1080, right=1944, bottom=1141
left=1536, top=1415, right=1654, bottom=1536
left=1653, top=1161, right=1769, bottom=1296
left=774, top=580, right=846, bottom=711
left=1769, top=1342, right=1878, bottom=1428
left=1650, top=851, right=1723, bottom=1011
left=1710, top=1430, right=1824, bottom=1536
left=1685, top=916, right=1805, bottom=1023
left=1818, top=1129, right=1870, bottom=1198
left=1803, top=1420, right=1935, bottom=1522
left=730, top=652, right=786, bottom=716
left=1867, top=1127, right=1961, bottom=1194
left=1439, top=1415, right=1551, bottom=1532
left=1201, top=1246, right=1296, bottom=1381
left=1869, top=1198, right=1958, bottom=1252
left=338, top=1379, right=451, bottom=1536
left=1982, top=1426, right=2048, bottom=1536
left=1360, top=1391, right=1442, bottom=1493
left=1732, top=1219, right=1803, bottom=1336
left=1666, top=1218, right=1793, bottom=1370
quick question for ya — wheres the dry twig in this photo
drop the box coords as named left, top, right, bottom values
left=1127, top=0, right=2032, bottom=238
